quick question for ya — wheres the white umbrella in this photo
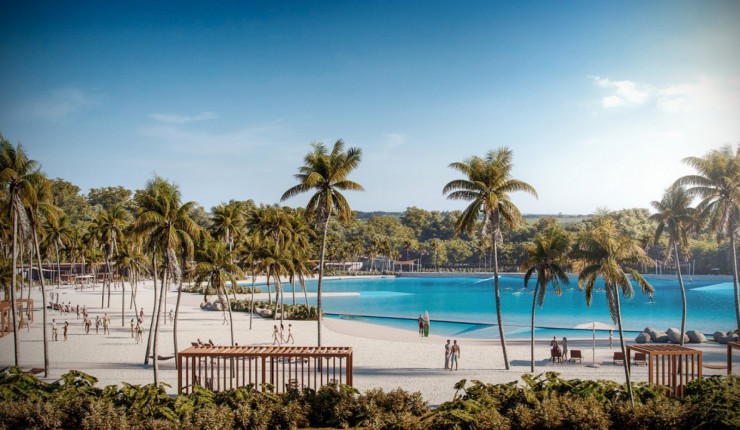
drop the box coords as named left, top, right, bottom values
left=574, top=321, right=615, bottom=368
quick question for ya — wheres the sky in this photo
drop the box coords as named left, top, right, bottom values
left=1, top=1, right=739, bottom=215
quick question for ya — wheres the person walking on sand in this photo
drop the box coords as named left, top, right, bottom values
left=139, top=307, right=144, bottom=321
left=272, top=325, right=281, bottom=345
left=76, top=305, right=80, bottom=320
left=286, top=324, right=295, bottom=344
left=84, top=316, right=91, bottom=334
left=562, top=337, right=568, bottom=362
left=450, top=340, right=460, bottom=370
left=130, top=319, right=135, bottom=338
left=103, top=313, right=110, bottom=335
left=135, top=322, right=143, bottom=344
left=609, top=330, right=613, bottom=349
left=95, top=316, right=101, bottom=334
left=418, top=314, right=424, bottom=337
left=444, top=339, right=451, bottom=370
left=52, top=319, right=58, bottom=341
left=63, top=321, right=69, bottom=341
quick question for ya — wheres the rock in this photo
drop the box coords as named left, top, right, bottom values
left=666, top=328, right=689, bottom=344
left=713, top=331, right=726, bottom=341
left=717, top=335, right=730, bottom=344
left=646, top=329, right=660, bottom=341
left=635, top=333, right=651, bottom=343
left=653, top=331, right=669, bottom=343
left=260, top=309, right=273, bottom=318
left=686, top=331, right=706, bottom=343
left=644, top=327, right=656, bottom=333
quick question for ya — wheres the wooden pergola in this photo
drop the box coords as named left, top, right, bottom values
left=177, top=345, right=353, bottom=394
left=0, top=301, right=10, bottom=337
left=627, top=344, right=702, bottom=397
left=728, top=342, right=740, bottom=375
left=17, top=298, right=33, bottom=323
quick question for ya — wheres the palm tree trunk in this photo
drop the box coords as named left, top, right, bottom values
left=10, top=210, right=20, bottom=366
left=152, top=258, right=167, bottom=385
left=291, top=274, right=296, bottom=306
left=120, top=269, right=125, bottom=327
left=101, top=256, right=108, bottom=308
left=33, top=231, right=49, bottom=377
left=493, top=240, right=510, bottom=370
left=300, top=273, right=309, bottom=306
left=222, top=281, right=235, bottom=346
left=249, top=265, right=256, bottom=330
left=54, top=242, right=61, bottom=291
left=317, top=214, right=331, bottom=346
left=614, top=285, right=634, bottom=405
left=173, top=256, right=184, bottom=368
left=266, top=276, right=272, bottom=305
left=144, top=252, right=158, bottom=365
left=530, top=282, right=539, bottom=373
left=674, top=243, right=687, bottom=346
left=731, top=234, right=740, bottom=332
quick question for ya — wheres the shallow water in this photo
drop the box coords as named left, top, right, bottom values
left=243, top=275, right=736, bottom=339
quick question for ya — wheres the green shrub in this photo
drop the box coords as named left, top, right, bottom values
left=184, top=403, right=235, bottom=430
left=304, top=384, right=359, bottom=428
left=0, top=399, right=64, bottom=430
left=81, top=398, right=130, bottom=430
left=683, top=375, right=740, bottom=430
left=230, top=300, right=319, bottom=321
left=609, top=398, right=690, bottom=430
left=356, top=388, right=427, bottom=430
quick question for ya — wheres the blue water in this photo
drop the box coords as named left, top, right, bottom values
left=243, top=276, right=736, bottom=339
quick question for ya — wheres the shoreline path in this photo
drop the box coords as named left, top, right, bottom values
left=0, top=278, right=731, bottom=406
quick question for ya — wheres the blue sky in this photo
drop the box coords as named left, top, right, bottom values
left=1, top=1, right=739, bottom=214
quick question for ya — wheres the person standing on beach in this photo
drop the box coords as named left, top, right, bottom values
left=76, top=305, right=80, bottom=320
left=130, top=319, right=135, bottom=338
left=63, top=321, right=69, bottom=340
left=84, top=316, right=91, bottom=334
left=95, top=316, right=101, bottom=334
left=103, top=313, right=110, bottom=335
left=444, top=339, right=451, bottom=370
left=609, top=330, right=613, bottom=349
left=550, top=336, right=559, bottom=361
left=450, top=340, right=460, bottom=370
left=272, top=325, right=281, bottom=345
left=139, top=307, right=144, bottom=321
left=52, top=319, right=58, bottom=341
left=418, top=314, right=424, bottom=337
left=562, top=337, right=568, bottom=362
left=286, top=324, right=295, bottom=344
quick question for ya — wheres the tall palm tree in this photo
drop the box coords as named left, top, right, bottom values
left=195, top=238, right=243, bottom=345
left=89, top=206, right=129, bottom=308
left=211, top=202, right=244, bottom=253
left=132, top=176, right=198, bottom=382
left=28, top=175, right=59, bottom=377
left=650, top=184, right=697, bottom=345
left=239, top=232, right=262, bottom=330
left=281, top=140, right=363, bottom=346
left=443, top=147, right=537, bottom=369
left=0, top=137, right=42, bottom=366
left=676, top=144, right=740, bottom=331
left=519, top=225, right=570, bottom=372
left=43, top=215, right=72, bottom=289
left=571, top=216, right=654, bottom=404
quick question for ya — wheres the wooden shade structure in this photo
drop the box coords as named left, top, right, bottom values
left=177, top=345, right=353, bottom=394
left=728, top=342, right=740, bottom=375
left=0, top=301, right=10, bottom=337
left=17, top=299, right=33, bottom=323
left=627, top=344, right=702, bottom=397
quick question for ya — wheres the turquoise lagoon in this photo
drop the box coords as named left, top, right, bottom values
left=242, top=276, right=736, bottom=339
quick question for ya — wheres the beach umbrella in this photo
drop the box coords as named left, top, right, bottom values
left=574, top=321, right=615, bottom=368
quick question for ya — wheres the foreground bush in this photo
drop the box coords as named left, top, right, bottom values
left=0, top=369, right=737, bottom=429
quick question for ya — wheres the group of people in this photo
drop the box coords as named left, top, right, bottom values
left=51, top=319, right=68, bottom=341
left=417, top=313, right=430, bottom=337
left=444, top=339, right=461, bottom=370
left=272, top=324, right=295, bottom=345
left=550, top=336, right=569, bottom=361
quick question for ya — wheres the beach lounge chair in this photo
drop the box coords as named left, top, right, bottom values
left=285, top=378, right=299, bottom=391
left=633, top=352, right=647, bottom=366
left=569, top=350, right=583, bottom=363
left=613, top=352, right=625, bottom=365
left=191, top=342, right=199, bottom=347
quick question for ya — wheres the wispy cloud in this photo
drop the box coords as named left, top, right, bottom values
left=383, top=133, right=407, bottom=148
left=589, top=76, right=652, bottom=108
left=25, top=87, right=101, bottom=121
left=149, top=111, right=218, bottom=124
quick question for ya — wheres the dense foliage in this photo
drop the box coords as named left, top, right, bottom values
left=230, top=299, right=319, bottom=321
left=1, top=369, right=737, bottom=430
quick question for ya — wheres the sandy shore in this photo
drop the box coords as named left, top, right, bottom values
left=0, top=279, right=732, bottom=406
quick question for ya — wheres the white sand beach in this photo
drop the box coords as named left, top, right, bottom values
left=1, top=279, right=732, bottom=406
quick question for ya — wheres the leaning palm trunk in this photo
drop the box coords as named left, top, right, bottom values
left=732, top=235, right=740, bottom=331
left=152, top=260, right=168, bottom=384
left=10, top=211, right=20, bottom=366
left=493, top=241, right=510, bottom=369
left=144, top=253, right=158, bottom=365
left=220, top=281, right=235, bottom=346
left=299, top=273, right=309, bottom=307
left=54, top=242, right=61, bottom=290
left=120, top=269, right=126, bottom=327
left=530, top=282, right=539, bottom=373
left=33, top=231, right=49, bottom=377
left=674, top=243, right=687, bottom=346
left=613, top=286, right=634, bottom=405
left=173, top=256, right=184, bottom=368
left=249, top=265, right=256, bottom=330
left=316, top=214, right=331, bottom=346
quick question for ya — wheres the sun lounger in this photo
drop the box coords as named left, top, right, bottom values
left=613, top=352, right=625, bottom=365
left=569, top=350, right=583, bottom=363
left=148, top=355, right=175, bottom=361
left=633, top=352, right=647, bottom=366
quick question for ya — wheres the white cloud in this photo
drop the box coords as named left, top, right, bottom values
left=149, top=111, right=218, bottom=124
left=25, top=87, right=100, bottom=121
left=656, top=76, right=740, bottom=113
left=383, top=133, right=407, bottom=148
left=590, top=76, right=652, bottom=108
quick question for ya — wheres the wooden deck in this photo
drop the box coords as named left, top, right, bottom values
left=627, top=344, right=702, bottom=397
left=177, top=345, right=353, bottom=394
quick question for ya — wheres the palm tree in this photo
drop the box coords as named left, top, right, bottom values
left=0, top=137, right=42, bottom=366
left=571, top=216, right=654, bottom=404
left=89, top=206, right=129, bottom=308
left=443, top=147, right=537, bottom=369
left=519, top=225, right=570, bottom=372
left=676, top=144, right=740, bottom=331
left=43, top=215, right=72, bottom=289
left=195, top=238, right=243, bottom=345
left=211, top=202, right=244, bottom=253
left=28, top=175, right=59, bottom=377
left=132, top=176, right=198, bottom=383
left=281, top=140, right=363, bottom=346
left=239, top=233, right=262, bottom=330
left=650, top=184, right=697, bottom=345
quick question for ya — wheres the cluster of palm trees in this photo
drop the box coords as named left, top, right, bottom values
left=0, top=136, right=359, bottom=382
left=446, top=145, right=739, bottom=404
